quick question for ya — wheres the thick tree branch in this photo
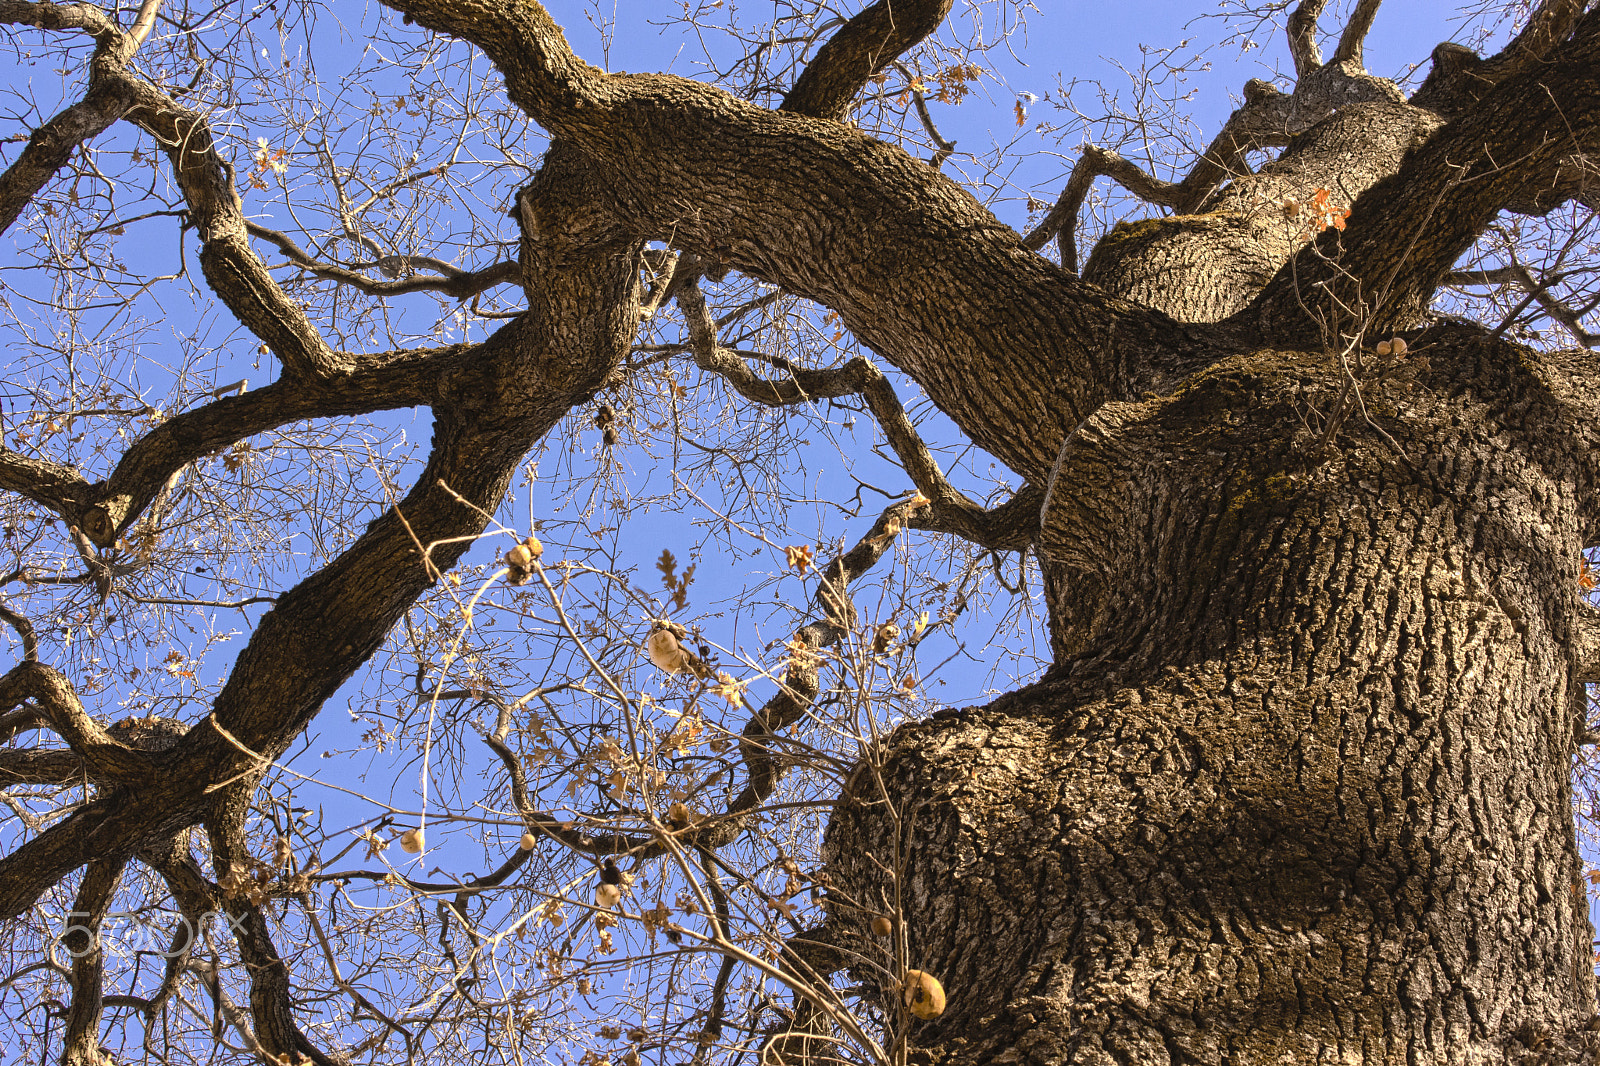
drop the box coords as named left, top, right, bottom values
left=1244, top=16, right=1600, bottom=344
left=1330, top=0, right=1383, bottom=68
left=1287, top=0, right=1331, bottom=77
left=0, top=153, right=644, bottom=920
left=0, top=1, right=169, bottom=233
left=1023, top=78, right=1303, bottom=265
left=1414, top=0, right=1591, bottom=115
left=780, top=0, right=955, bottom=122
left=0, top=83, right=124, bottom=235
left=59, top=856, right=127, bottom=1066
left=0, top=662, right=152, bottom=782
left=1080, top=102, right=1429, bottom=323
left=0, top=2, right=117, bottom=36
left=386, top=0, right=1176, bottom=482
left=0, top=704, right=48, bottom=743
left=1027, top=57, right=1410, bottom=282
left=0, top=746, right=82, bottom=784
left=0, top=448, right=89, bottom=519
left=912, top=481, right=1043, bottom=553
left=1484, top=0, right=1591, bottom=78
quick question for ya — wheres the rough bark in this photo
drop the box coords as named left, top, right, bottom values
left=824, top=327, right=1600, bottom=1062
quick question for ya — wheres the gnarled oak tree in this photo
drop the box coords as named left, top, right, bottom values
left=2, top=0, right=1600, bottom=1063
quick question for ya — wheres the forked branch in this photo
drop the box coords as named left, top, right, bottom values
left=1447, top=264, right=1598, bottom=347
left=1245, top=13, right=1600, bottom=343
left=677, top=273, right=1040, bottom=549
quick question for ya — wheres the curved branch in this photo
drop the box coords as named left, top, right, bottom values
left=912, top=481, right=1043, bottom=553
left=1414, top=0, right=1590, bottom=115
left=84, top=339, right=461, bottom=542
left=125, top=0, right=161, bottom=47
left=1287, top=0, right=1330, bottom=77
left=1330, top=0, right=1384, bottom=68
left=706, top=498, right=914, bottom=833
left=246, top=221, right=519, bottom=300
left=1024, top=77, right=1310, bottom=271
left=112, top=73, right=347, bottom=380
left=0, top=595, right=39, bottom=663
left=480, top=696, right=630, bottom=857
left=678, top=272, right=1039, bottom=548
left=379, top=0, right=601, bottom=131
left=1245, top=17, right=1600, bottom=344
left=898, top=62, right=957, bottom=168
left=385, top=0, right=1170, bottom=482
left=0, top=705, right=49, bottom=744
left=1022, top=144, right=1186, bottom=271
left=0, top=662, right=152, bottom=782
left=59, top=856, right=127, bottom=1066
left=780, top=0, right=955, bottom=122
left=1483, top=0, right=1591, bottom=78
left=0, top=339, right=457, bottom=546
left=3, top=345, right=450, bottom=546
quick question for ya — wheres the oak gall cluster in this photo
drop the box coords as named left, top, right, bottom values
left=504, top=534, right=544, bottom=584
left=595, top=403, right=619, bottom=448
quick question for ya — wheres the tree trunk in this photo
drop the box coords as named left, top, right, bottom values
left=823, top=328, right=1600, bottom=1062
